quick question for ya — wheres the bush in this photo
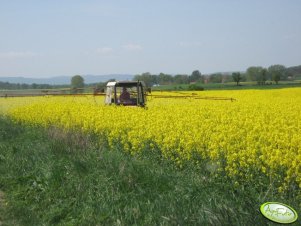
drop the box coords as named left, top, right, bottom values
left=188, top=83, right=204, bottom=91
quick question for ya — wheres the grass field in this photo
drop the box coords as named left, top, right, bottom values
left=0, top=117, right=300, bottom=225
left=0, top=88, right=300, bottom=225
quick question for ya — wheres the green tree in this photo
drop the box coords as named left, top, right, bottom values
left=209, top=73, right=223, bottom=83
left=232, top=72, right=242, bottom=86
left=174, top=74, right=189, bottom=84
left=189, top=70, right=202, bottom=83
left=133, top=72, right=156, bottom=87
left=71, top=75, right=85, bottom=93
left=268, top=65, right=287, bottom=84
left=259, top=68, right=268, bottom=85
left=246, top=66, right=269, bottom=84
left=158, top=73, right=173, bottom=85
left=246, top=66, right=263, bottom=82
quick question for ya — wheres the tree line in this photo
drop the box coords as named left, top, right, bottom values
left=0, top=77, right=84, bottom=91
left=1, top=64, right=300, bottom=90
left=0, top=82, right=55, bottom=90
left=134, top=64, right=301, bottom=87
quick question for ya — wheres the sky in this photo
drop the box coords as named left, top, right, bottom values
left=0, top=0, right=301, bottom=78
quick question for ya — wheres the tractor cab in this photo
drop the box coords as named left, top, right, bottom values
left=105, top=81, right=147, bottom=107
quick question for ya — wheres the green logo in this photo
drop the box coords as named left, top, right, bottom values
left=260, top=202, right=298, bottom=224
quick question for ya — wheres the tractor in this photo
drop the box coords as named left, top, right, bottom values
left=105, top=81, right=147, bottom=107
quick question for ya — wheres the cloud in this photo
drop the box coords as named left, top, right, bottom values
left=122, top=43, right=142, bottom=51
left=96, top=47, right=114, bottom=54
left=0, top=51, right=37, bottom=59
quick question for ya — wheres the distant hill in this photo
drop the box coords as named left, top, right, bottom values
left=0, top=74, right=134, bottom=85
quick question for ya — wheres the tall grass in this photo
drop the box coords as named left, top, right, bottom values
left=0, top=116, right=299, bottom=225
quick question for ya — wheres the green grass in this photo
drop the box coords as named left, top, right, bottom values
left=0, top=117, right=300, bottom=225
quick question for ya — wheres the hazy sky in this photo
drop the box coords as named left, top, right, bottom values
left=1, top=0, right=301, bottom=77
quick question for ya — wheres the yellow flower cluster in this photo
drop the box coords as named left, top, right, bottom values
left=2, top=88, right=301, bottom=191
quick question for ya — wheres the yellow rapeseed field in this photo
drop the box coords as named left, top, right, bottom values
left=1, top=88, right=301, bottom=192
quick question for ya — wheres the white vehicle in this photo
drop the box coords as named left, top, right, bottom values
left=105, top=81, right=147, bottom=107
